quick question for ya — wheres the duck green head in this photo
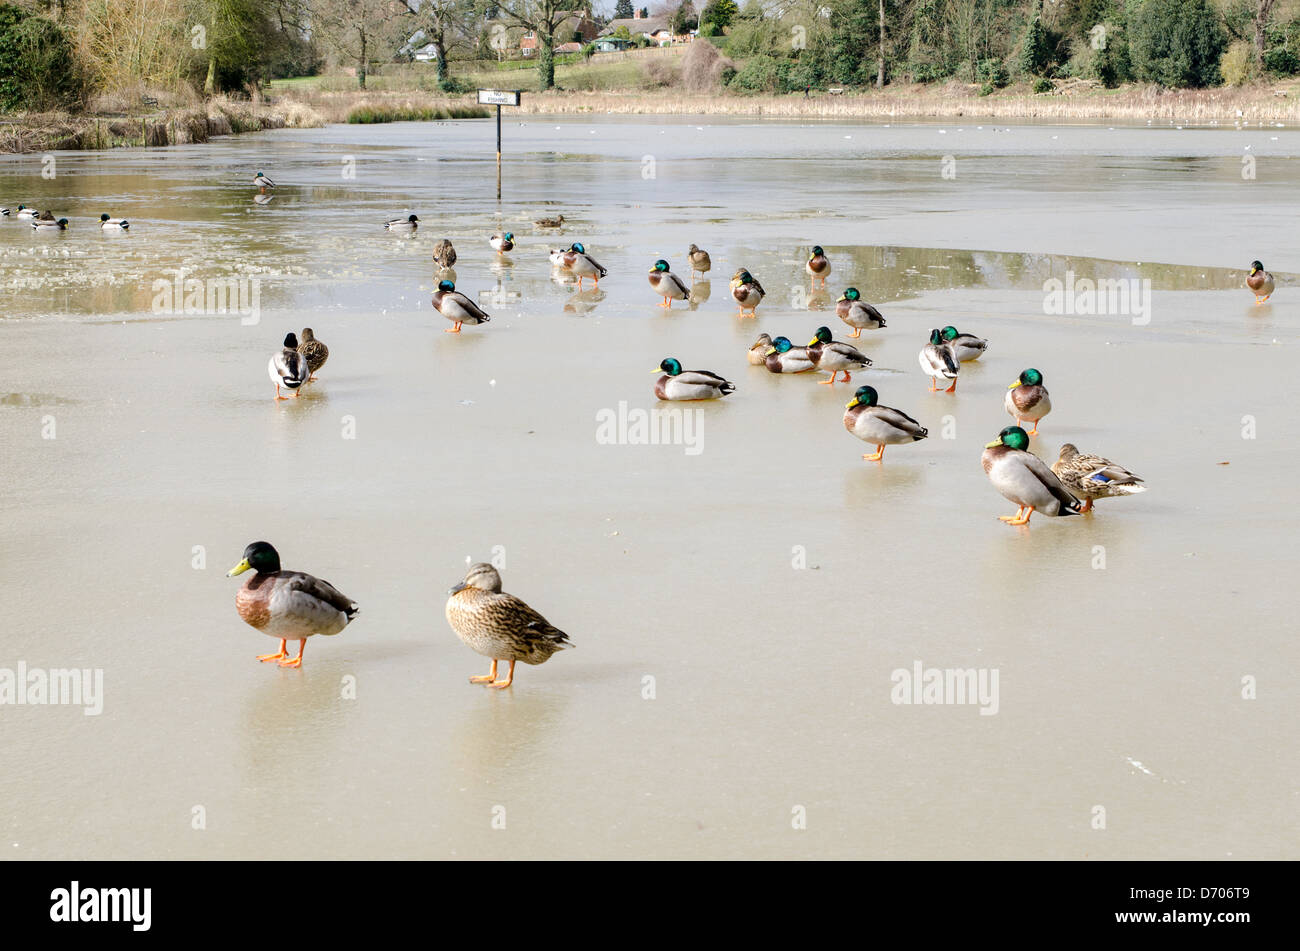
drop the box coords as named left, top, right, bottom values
left=503, top=232, right=513, bottom=241
left=839, top=287, right=860, bottom=302
left=1250, top=260, right=1264, bottom=274
left=986, top=426, right=1030, bottom=451
left=767, top=336, right=794, bottom=355
left=100, top=213, right=111, bottom=222
left=571, top=242, right=586, bottom=254
left=437, top=279, right=455, bottom=292
left=811, top=246, right=825, bottom=258
left=657, top=358, right=683, bottom=376
left=282, top=332, right=298, bottom=348
left=736, top=269, right=754, bottom=284
left=653, top=259, right=670, bottom=272
left=407, top=214, right=419, bottom=223
left=228, top=541, right=280, bottom=577
left=846, top=385, right=878, bottom=409
left=928, top=328, right=943, bottom=345
left=1010, top=368, right=1042, bottom=389
left=809, top=326, right=833, bottom=346
left=941, top=325, right=960, bottom=341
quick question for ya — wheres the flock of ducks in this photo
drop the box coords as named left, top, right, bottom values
left=2, top=205, right=126, bottom=230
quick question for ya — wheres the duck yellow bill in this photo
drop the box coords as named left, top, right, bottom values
left=227, top=559, right=251, bottom=577
left=1250, top=266, right=1259, bottom=275
left=846, top=397, right=860, bottom=409
left=1007, top=380, right=1021, bottom=389
left=764, top=347, right=777, bottom=356
left=650, top=368, right=664, bottom=372
left=984, top=439, right=1003, bottom=448
left=807, top=336, right=819, bottom=346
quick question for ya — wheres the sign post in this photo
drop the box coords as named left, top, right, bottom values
left=477, top=89, right=522, bottom=200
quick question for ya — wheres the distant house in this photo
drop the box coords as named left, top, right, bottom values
left=599, top=11, right=692, bottom=46
left=519, top=10, right=600, bottom=56
left=594, top=37, right=630, bottom=52
left=411, top=43, right=439, bottom=62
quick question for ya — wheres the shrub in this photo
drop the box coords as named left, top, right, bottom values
left=1263, top=47, right=1300, bottom=76
left=1220, top=40, right=1258, bottom=86
left=977, top=58, right=1009, bottom=88
left=979, top=82, right=995, bottom=96
left=0, top=4, right=82, bottom=111
left=681, top=34, right=736, bottom=93
left=1129, top=0, right=1226, bottom=88
left=1018, top=8, right=1050, bottom=76
left=728, top=55, right=779, bottom=92
left=1032, top=77, right=1053, bottom=94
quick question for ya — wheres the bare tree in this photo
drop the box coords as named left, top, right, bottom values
left=311, top=0, right=414, bottom=89
left=494, top=0, right=586, bottom=91
left=1254, top=0, right=1277, bottom=69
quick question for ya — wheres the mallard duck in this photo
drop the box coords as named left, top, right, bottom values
left=807, top=326, right=871, bottom=384
left=432, top=279, right=489, bottom=333
left=32, top=216, right=68, bottom=230
left=919, top=329, right=959, bottom=392
left=297, top=328, right=329, bottom=380
left=687, top=243, right=711, bottom=279
left=490, top=231, right=514, bottom=253
left=432, top=238, right=457, bottom=267
left=269, top=332, right=310, bottom=399
left=558, top=242, right=606, bottom=289
left=654, top=358, right=735, bottom=400
left=385, top=214, right=419, bottom=232
left=446, top=563, right=572, bottom=689
left=1005, top=368, right=1051, bottom=434
left=99, top=213, right=129, bottom=231
left=13, top=205, right=38, bottom=219
left=1247, top=260, right=1275, bottom=304
left=534, top=214, right=565, bottom=228
left=253, top=171, right=276, bottom=190
left=648, top=259, right=689, bottom=308
left=836, top=288, right=885, bottom=337
left=982, top=426, right=1079, bottom=525
left=764, top=336, right=815, bottom=374
left=844, top=385, right=928, bottom=461
left=747, top=333, right=774, bottom=365
left=806, top=245, right=831, bottom=287
left=227, top=541, right=357, bottom=668
left=730, top=269, right=765, bottom=317
left=940, top=325, right=987, bottom=361
left=1051, top=443, right=1146, bottom=513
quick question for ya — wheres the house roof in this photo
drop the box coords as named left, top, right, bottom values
left=601, top=17, right=669, bottom=36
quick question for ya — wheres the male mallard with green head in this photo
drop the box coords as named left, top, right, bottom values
left=559, top=242, right=605, bottom=288
left=919, top=329, right=959, bottom=392
left=228, top=541, right=358, bottom=668
left=845, top=385, right=927, bottom=461
left=269, top=332, right=309, bottom=399
left=432, top=279, right=490, bottom=333
left=764, top=336, right=815, bottom=374
left=297, top=328, right=329, bottom=380
left=940, top=325, right=987, bottom=361
left=687, top=244, right=711, bottom=279
left=982, top=426, right=1079, bottom=525
left=648, top=259, right=689, bottom=308
left=1247, top=260, right=1274, bottom=304
left=836, top=288, right=885, bottom=337
left=99, top=213, right=129, bottom=231
left=806, top=245, right=831, bottom=287
left=654, top=358, right=735, bottom=400
left=446, top=563, right=572, bottom=689
left=13, top=205, right=38, bottom=219
left=730, top=269, right=765, bottom=317
left=385, top=214, right=419, bottom=232
left=32, top=216, right=67, bottom=231
left=253, top=171, right=276, bottom=190
left=1005, top=368, right=1051, bottom=434
left=490, top=231, right=514, bottom=253
left=807, top=326, right=871, bottom=384
left=1051, top=443, right=1146, bottom=513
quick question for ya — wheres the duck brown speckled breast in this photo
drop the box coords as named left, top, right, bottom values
left=445, top=586, right=572, bottom=665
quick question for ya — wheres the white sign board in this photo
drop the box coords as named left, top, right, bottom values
left=478, top=89, right=522, bottom=106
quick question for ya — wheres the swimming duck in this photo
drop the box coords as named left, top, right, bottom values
left=227, top=541, right=357, bottom=668
left=1247, top=260, right=1274, bottom=304
left=844, top=385, right=928, bottom=461
left=764, top=336, right=816, bottom=374
left=431, top=279, right=490, bottom=333
left=806, top=246, right=831, bottom=287
left=687, top=244, right=711, bottom=279
left=13, top=206, right=38, bottom=219
left=558, top=242, right=606, bottom=289
left=253, top=171, right=275, bottom=190
left=385, top=214, right=419, bottom=232
left=654, top=358, right=735, bottom=400
left=730, top=269, right=765, bottom=317
left=432, top=238, right=457, bottom=268
left=32, top=217, right=68, bottom=230
left=446, top=562, right=573, bottom=689
left=807, top=326, right=871, bottom=384
left=836, top=288, right=886, bottom=337
left=490, top=231, right=514, bottom=253
left=648, top=259, right=689, bottom=308
left=1051, top=443, right=1147, bottom=513
left=534, top=214, right=565, bottom=228
left=297, top=328, right=329, bottom=380
left=982, top=426, right=1079, bottom=525
left=747, top=333, right=774, bottom=365
left=1005, top=368, right=1051, bottom=434
left=269, top=332, right=310, bottom=398
left=940, top=325, right=987, bottom=361
left=99, top=213, right=129, bottom=231
left=919, top=329, right=959, bottom=392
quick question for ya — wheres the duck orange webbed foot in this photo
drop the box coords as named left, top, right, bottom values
left=469, top=661, right=499, bottom=684
left=862, top=446, right=885, bottom=462
left=997, top=507, right=1026, bottom=522
left=486, top=660, right=516, bottom=689
left=257, top=640, right=288, bottom=663
left=1004, top=506, right=1035, bottom=526
left=444, top=322, right=462, bottom=333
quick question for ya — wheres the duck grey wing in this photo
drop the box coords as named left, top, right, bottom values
left=1022, top=452, right=1081, bottom=512
left=874, top=405, right=926, bottom=436
left=285, top=571, right=359, bottom=618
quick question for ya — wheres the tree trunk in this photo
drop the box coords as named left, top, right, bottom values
left=358, top=32, right=368, bottom=89
left=877, top=0, right=885, bottom=88
left=204, top=56, right=217, bottom=95
left=435, top=39, right=449, bottom=84
left=1255, top=1, right=1276, bottom=68
left=539, top=29, right=556, bottom=91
